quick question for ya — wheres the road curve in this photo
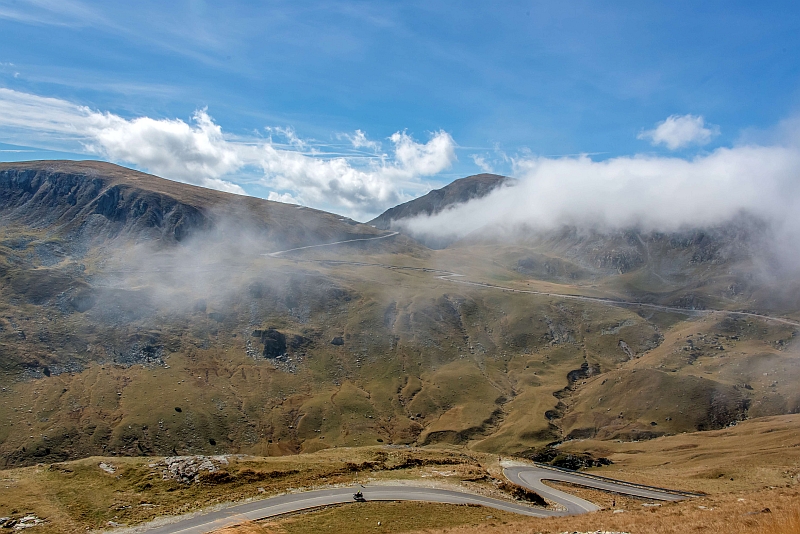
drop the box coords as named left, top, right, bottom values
left=137, top=466, right=692, bottom=534
left=138, top=484, right=558, bottom=534
left=504, top=464, right=689, bottom=515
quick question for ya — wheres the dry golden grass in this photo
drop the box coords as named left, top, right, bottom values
left=396, top=489, right=800, bottom=534
left=237, top=502, right=521, bottom=534
left=214, top=487, right=800, bottom=534
left=557, top=414, right=800, bottom=494
left=214, top=522, right=274, bottom=534
left=759, top=508, right=800, bottom=534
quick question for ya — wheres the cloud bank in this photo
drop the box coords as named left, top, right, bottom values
left=401, top=138, right=800, bottom=245
left=0, top=88, right=457, bottom=219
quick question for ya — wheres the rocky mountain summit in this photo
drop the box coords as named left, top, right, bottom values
left=369, top=173, right=511, bottom=232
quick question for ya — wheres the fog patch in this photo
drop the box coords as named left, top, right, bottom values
left=88, top=214, right=357, bottom=329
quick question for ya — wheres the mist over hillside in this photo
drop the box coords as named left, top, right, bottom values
left=388, top=133, right=800, bottom=288
left=1, top=160, right=799, bottom=470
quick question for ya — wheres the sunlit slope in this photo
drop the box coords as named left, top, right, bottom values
left=4, top=247, right=795, bottom=465
left=1, top=161, right=799, bottom=467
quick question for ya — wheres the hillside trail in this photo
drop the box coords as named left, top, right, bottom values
left=264, top=233, right=800, bottom=328
left=265, top=232, right=400, bottom=257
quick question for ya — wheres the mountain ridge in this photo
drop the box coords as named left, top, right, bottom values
left=0, top=160, right=394, bottom=250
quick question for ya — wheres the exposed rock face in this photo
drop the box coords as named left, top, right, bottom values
left=158, top=455, right=229, bottom=484
left=0, top=165, right=209, bottom=247
left=253, top=328, right=287, bottom=358
left=0, top=515, right=45, bottom=529
left=251, top=328, right=311, bottom=358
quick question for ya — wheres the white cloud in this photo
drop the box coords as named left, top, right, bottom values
left=256, top=130, right=456, bottom=218
left=0, top=88, right=457, bottom=219
left=0, top=87, right=93, bottom=138
left=267, top=191, right=301, bottom=204
left=471, top=154, right=494, bottom=173
left=87, top=109, right=246, bottom=194
left=345, top=129, right=381, bottom=152
left=0, top=88, right=244, bottom=192
left=638, top=114, right=720, bottom=150
left=391, top=130, right=455, bottom=175
left=401, top=140, right=800, bottom=243
left=266, top=126, right=307, bottom=149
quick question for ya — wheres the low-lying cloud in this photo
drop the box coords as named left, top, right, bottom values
left=0, top=88, right=457, bottom=219
left=401, top=136, right=800, bottom=246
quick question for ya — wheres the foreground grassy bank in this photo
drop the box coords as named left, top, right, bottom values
left=0, top=414, right=798, bottom=533
left=228, top=414, right=800, bottom=534
left=0, top=446, right=530, bottom=533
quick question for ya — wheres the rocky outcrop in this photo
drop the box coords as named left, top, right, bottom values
left=253, top=328, right=287, bottom=358
left=158, top=455, right=230, bottom=483
left=252, top=328, right=310, bottom=358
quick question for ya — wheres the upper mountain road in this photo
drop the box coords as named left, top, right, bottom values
left=264, top=232, right=800, bottom=328
left=265, top=232, right=400, bottom=257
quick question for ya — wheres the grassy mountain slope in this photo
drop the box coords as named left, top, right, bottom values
left=1, top=162, right=798, bottom=468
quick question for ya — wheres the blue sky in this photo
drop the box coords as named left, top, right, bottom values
left=1, top=1, right=799, bottom=220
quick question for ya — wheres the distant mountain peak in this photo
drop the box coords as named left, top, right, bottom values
left=369, top=173, right=511, bottom=230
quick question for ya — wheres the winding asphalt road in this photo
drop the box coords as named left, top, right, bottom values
left=137, top=464, right=694, bottom=534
